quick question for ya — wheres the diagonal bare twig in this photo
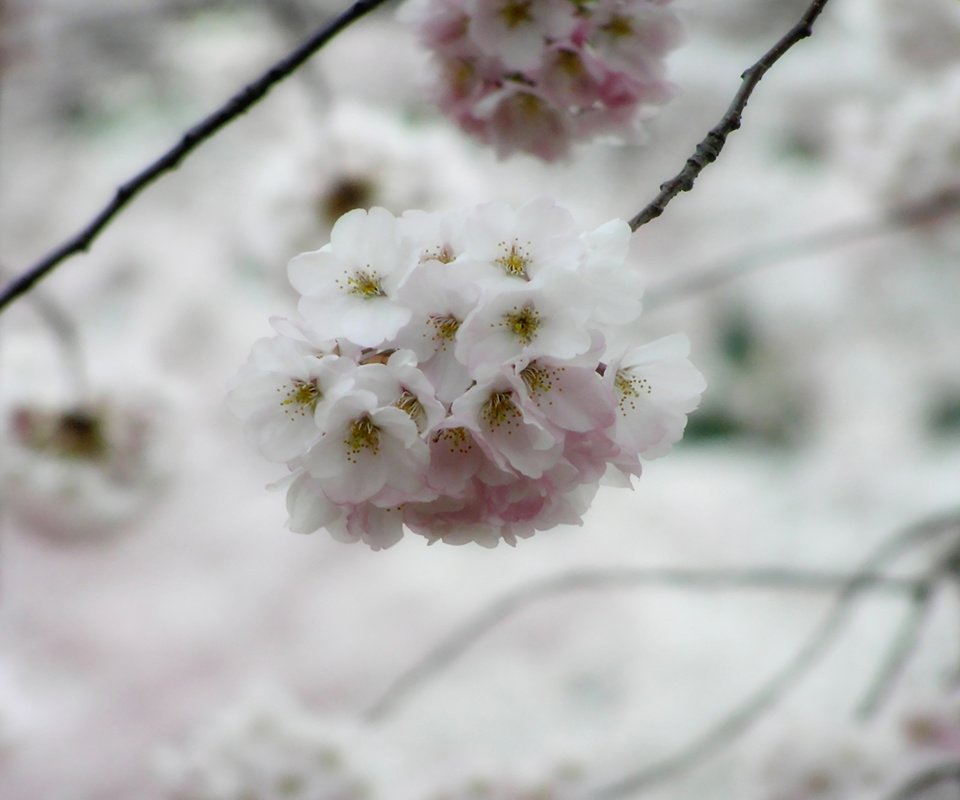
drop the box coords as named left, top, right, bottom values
left=643, top=191, right=960, bottom=311
left=0, top=0, right=390, bottom=315
left=628, top=0, right=832, bottom=231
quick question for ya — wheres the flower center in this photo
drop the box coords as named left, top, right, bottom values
left=502, top=302, right=541, bottom=344
left=556, top=49, right=584, bottom=77
left=520, top=363, right=558, bottom=397
left=279, top=378, right=321, bottom=419
left=481, top=391, right=522, bottom=431
left=602, top=14, right=633, bottom=38
left=343, top=269, right=385, bottom=299
left=421, top=243, right=456, bottom=264
left=498, top=0, right=533, bottom=28
left=432, top=426, right=472, bottom=455
left=615, top=369, right=652, bottom=413
left=495, top=240, right=532, bottom=280
left=344, top=416, right=380, bottom=460
left=428, top=314, right=460, bottom=347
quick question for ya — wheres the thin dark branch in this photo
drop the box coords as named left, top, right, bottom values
left=586, top=510, right=960, bottom=800
left=855, top=579, right=939, bottom=720
left=0, top=0, right=390, bottom=315
left=886, top=761, right=960, bottom=800
left=628, top=0, right=831, bottom=231
left=644, top=191, right=960, bottom=311
left=363, top=566, right=923, bottom=723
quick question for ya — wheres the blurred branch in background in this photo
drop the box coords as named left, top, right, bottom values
left=590, top=509, right=960, bottom=799
left=0, top=0, right=389, bottom=315
left=644, top=191, right=960, bottom=312
left=365, top=509, right=960, bottom=798
left=0, top=264, right=87, bottom=401
left=886, top=761, right=960, bottom=800
left=628, top=0, right=832, bottom=231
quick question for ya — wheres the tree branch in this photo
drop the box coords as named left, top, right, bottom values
left=628, top=0, right=832, bottom=231
left=586, top=510, right=960, bottom=799
left=855, top=579, right=938, bottom=720
left=0, top=0, right=390, bottom=315
left=363, top=566, right=924, bottom=723
left=885, top=761, right=960, bottom=800
left=643, top=191, right=960, bottom=311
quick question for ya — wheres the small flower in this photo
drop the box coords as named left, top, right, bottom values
left=227, top=335, right=356, bottom=463
left=289, top=207, right=417, bottom=347
left=604, top=334, right=706, bottom=477
left=303, top=389, right=434, bottom=508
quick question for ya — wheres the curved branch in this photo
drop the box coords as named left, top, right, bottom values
left=886, top=761, right=960, bottom=800
left=586, top=510, right=960, bottom=799
left=0, top=0, right=390, bottom=315
left=628, top=0, right=832, bottom=231
left=855, top=579, right=939, bottom=720
left=363, top=566, right=922, bottom=723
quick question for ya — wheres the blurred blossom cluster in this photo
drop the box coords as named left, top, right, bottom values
left=0, top=396, right=176, bottom=540
left=229, top=199, right=704, bottom=548
left=158, top=687, right=585, bottom=800
left=401, top=0, right=682, bottom=159
left=156, top=689, right=370, bottom=800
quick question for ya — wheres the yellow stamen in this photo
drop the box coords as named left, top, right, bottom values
left=344, top=416, right=380, bottom=461
left=432, top=426, right=473, bottom=455
left=494, top=240, right=532, bottom=279
left=341, top=269, right=385, bottom=298
left=499, top=0, right=533, bottom=28
left=481, top=391, right=522, bottom=431
left=278, top=378, right=321, bottom=419
left=502, top=302, right=541, bottom=344
left=615, top=369, right=652, bottom=414
left=428, top=314, right=460, bottom=346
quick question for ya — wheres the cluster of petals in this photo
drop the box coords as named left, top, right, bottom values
left=228, top=199, right=704, bottom=549
left=401, top=0, right=683, bottom=160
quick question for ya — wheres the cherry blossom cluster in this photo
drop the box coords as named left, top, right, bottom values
left=401, top=0, right=683, bottom=160
left=229, top=199, right=704, bottom=549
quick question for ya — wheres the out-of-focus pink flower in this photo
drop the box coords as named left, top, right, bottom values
left=401, top=0, right=683, bottom=160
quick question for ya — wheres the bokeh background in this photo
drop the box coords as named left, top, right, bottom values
left=2, top=0, right=960, bottom=798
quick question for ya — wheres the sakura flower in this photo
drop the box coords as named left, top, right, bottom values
left=604, top=334, right=706, bottom=478
left=458, top=198, right=585, bottom=288
left=226, top=335, right=356, bottom=463
left=302, top=388, right=434, bottom=508
left=289, top=207, right=416, bottom=347
left=456, top=278, right=593, bottom=379
left=468, top=0, right=577, bottom=71
left=507, top=350, right=616, bottom=435
left=450, top=376, right=561, bottom=479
